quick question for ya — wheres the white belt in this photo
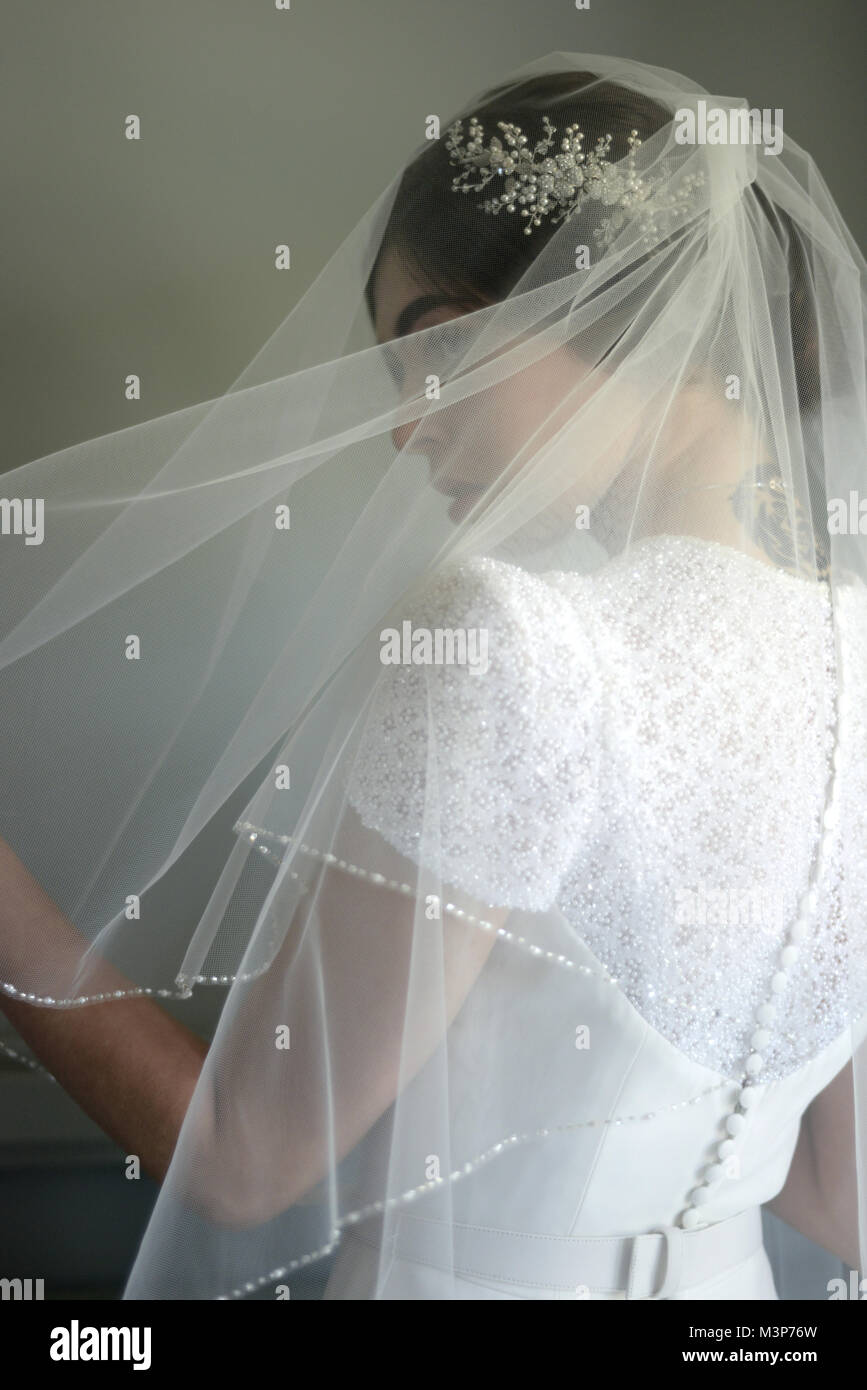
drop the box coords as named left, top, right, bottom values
left=380, top=1207, right=764, bottom=1299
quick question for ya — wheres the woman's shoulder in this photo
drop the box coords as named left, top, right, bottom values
left=396, top=553, right=599, bottom=686
left=350, top=554, right=605, bottom=912
left=412, top=553, right=586, bottom=628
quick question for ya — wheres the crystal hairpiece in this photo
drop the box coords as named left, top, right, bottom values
left=444, top=114, right=704, bottom=248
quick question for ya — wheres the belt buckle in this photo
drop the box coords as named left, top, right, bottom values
left=626, top=1223, right=684, bottom=1300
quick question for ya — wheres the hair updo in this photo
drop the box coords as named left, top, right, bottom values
left=367, top=69, right=820, bottom=423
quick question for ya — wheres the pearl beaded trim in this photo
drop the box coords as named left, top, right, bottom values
left=215, top=1078, right=731, bottom=1300
left=0, top=1037, right=57, bottom=1080
left=234, top=819, right=620, bottom=986
left=0, top=968, right=271, bottom=1011
left=232, top=818, right=822, bottom=1050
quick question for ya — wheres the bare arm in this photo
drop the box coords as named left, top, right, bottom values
left=767, top=1059, right=861, bottom=1270
left=189, top=807, right=507, bottom=1226
left=0, top=837, right=209, bottom=1182
left=0, top=823, right=505, bottom=1225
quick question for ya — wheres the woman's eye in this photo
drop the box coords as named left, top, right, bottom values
left=382, top=319, right=465, bottom=391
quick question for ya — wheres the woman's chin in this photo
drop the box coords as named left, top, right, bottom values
left=446, top=489, right=482, bottom=522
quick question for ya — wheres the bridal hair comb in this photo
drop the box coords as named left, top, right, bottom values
left=444, top=114, right=704, bottom=247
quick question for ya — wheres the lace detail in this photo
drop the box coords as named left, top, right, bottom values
left=345, top=534, right=867, bottom=1080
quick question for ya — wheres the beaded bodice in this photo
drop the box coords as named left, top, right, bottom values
left=344, top=534, right=867, bottom=1084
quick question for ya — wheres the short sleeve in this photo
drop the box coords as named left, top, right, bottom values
left=346, top=555, right=601, bottom=911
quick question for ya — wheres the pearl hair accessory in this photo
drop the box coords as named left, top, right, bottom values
left=444, top=114, right=704, bottom=248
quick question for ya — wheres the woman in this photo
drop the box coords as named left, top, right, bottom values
left=0, top=52, right=865, bottom=1300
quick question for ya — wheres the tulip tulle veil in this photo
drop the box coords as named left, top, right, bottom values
left=0, top=51, right=866, bottom=1299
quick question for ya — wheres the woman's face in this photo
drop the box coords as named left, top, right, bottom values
left=372, top=245, right=611, bottom=523
left=372, top=247, right=763, bottom=552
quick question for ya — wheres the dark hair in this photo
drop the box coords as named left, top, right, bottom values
left=367, top=69, right=827, bottom=569
left=366, top=70, right=819, bottom=418
left=749, top=182, right=821, bottom=416
left=365, top=71, right=673, bottom=321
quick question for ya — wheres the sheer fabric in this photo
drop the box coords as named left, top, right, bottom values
left=0, top=52, right=864, bottom=1299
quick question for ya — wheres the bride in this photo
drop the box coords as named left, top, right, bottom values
left=0, top=52, right=865, bottom=1300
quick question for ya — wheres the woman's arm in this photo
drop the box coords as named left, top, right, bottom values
left=0, top=823, right=505, bottom=1226
left=767, top=1058, right=861, bottom=1270
left=0, top=837, right=209, bottom=1182
left=188, top=808, right=507, bottom=1227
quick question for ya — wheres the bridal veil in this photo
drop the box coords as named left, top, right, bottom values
left=0, top=51, right=865, bottom=1299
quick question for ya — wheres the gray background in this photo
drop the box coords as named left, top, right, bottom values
left=0, top=0, right=862, bottom=1299
left=2, top=0, right=865, bottom=471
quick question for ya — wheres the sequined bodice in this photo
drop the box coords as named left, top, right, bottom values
left=346, top=533, right=867, bottom=1082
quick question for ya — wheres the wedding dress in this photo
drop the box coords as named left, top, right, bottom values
left=238, top=533, right=867, bottom=1299
left=1, top=52, right=865, bottom=1300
